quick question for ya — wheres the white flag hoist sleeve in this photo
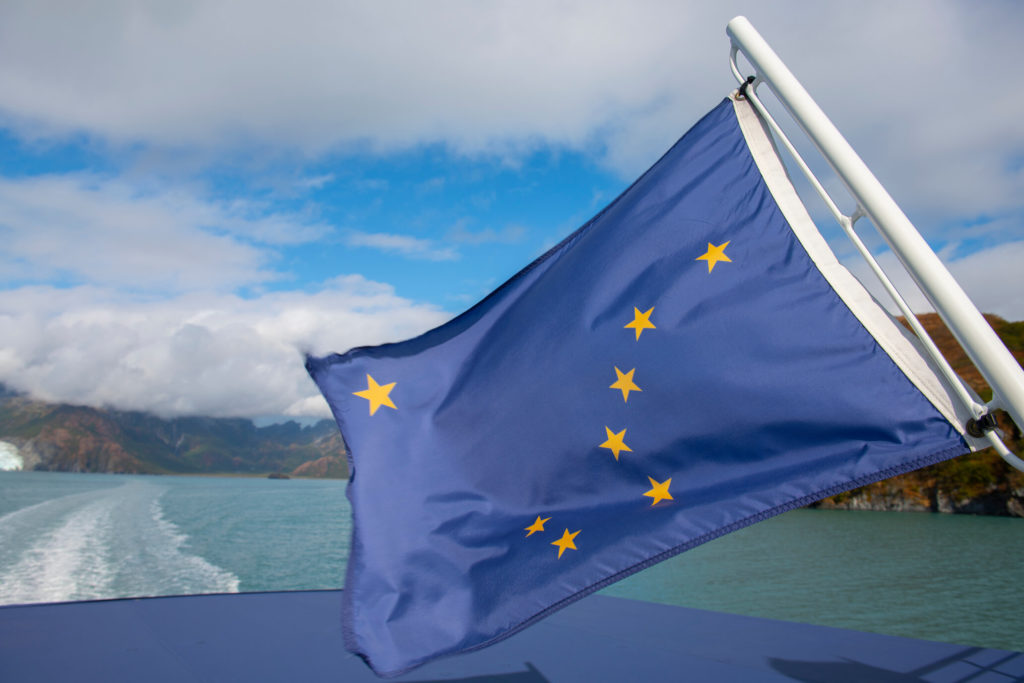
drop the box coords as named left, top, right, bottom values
left=726, top=15, right=1024, bottom=472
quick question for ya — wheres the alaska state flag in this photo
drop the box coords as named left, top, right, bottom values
left=306, top=94, right=983, bottom=676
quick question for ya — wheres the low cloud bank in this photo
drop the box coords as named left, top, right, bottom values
left=0, top=277, right=448, bottom=419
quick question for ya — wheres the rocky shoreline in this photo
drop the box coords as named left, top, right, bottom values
left=812, top=475, right=1024, bottom=517
left=812, top=450, right=1024, bottom=517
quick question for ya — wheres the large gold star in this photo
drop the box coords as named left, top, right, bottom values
left=599, top=427, right=632, bottom=461
left=551, top=528, right=580, bottom=558
left=624, top=306, right=656, bottom=340
left=609, top=367, right=642, bottom=403
left=696, top=241, right=732, bottom=273
left=524, top=515, right=551, bottom=537
left=643, top=476, right=673, bottom=506
left=352, top=374, right=397, bottom=415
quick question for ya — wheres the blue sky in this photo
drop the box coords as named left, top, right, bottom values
left=1, top=1, right=1022, bottom=419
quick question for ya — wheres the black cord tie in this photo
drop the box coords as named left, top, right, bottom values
left=966, top=412, right=999, bottom=438
left=737, top=76, right=756, bottom=100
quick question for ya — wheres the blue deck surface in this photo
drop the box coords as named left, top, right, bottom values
left=1, top=590, right=1021, bottom=682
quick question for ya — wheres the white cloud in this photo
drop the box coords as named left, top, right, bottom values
left=0, top=2, right=1019, bottom=224
left=344, top=230, right=459, bottom=261
left=0, top=1, right=1016, bottom=244
left=0, top=173, right=330, bottom=292
left=447, top=221, right=526, bottom=246
left=0, top=277, right=448, bottom=418
left=843, top=241, right=1024, bottom=322
left=295, top=174, right=335, bottom=191
left=0, top=1, right=678, bottom=154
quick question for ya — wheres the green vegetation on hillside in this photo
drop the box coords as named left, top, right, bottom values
left=0, top=396, right=348, bottom=478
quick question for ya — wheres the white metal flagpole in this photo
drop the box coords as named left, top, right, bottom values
left=726, top=16, right=1024, bottom=461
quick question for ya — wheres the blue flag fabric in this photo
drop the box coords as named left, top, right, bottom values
left=306, top=95, right=976, bottom=676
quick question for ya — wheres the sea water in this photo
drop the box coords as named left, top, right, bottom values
left=0, top=472, right=348, bottom=603
left=0, top=471, right=1021, bottom=652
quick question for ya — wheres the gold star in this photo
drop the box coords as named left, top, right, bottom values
left=525, top=516, right=551, bottom=537
left=609, top=367, right=642, bottom=403
left=599, top=427, right=632, bottom=461
left=352, top=374, right=397, bottom=415
left=643, top=476, right=673, bottom=506
left=551, top=528, right=580, bottom=558
left=696, top=241, right=732, bottom=273
left=624, top=306, right=656, bottom=340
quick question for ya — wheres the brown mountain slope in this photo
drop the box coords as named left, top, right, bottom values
left=0, top=396, right=347, bottom=478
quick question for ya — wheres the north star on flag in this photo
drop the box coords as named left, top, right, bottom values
left=305, top=93, right=985, bottom=677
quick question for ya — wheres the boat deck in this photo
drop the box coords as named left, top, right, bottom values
left=2, top=590, right=1021, bottom=681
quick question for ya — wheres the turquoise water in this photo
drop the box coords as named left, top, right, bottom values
left=1, top=471, right=1021, bottom=652
left=0, top=472, right=348, bottom=603
left=604, top=507, right=1024, bottom=652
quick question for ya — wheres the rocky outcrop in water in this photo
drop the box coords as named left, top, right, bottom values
left=812, top=454, right=1024, bottom=517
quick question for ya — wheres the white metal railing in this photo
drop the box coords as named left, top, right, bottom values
left=726, top=16, right=1024, bottom=471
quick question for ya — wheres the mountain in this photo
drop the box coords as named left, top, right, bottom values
left=0, top=396, right=347, bottom=478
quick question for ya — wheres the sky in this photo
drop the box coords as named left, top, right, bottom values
left=0, top=1, right=1022, bottom=421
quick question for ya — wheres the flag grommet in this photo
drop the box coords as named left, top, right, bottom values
left=965, top=412, right=999, bottom=438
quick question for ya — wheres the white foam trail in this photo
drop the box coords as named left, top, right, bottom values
left=0, top=485, right=120, bottom=574
left=0, top=496, right=116, bottom=603
left=110, top=491, right=240, bottom=597
left=0, top=479, right=239, bottom=605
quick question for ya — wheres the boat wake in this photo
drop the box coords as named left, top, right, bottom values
left=0, top=480, right=239, bottom=606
